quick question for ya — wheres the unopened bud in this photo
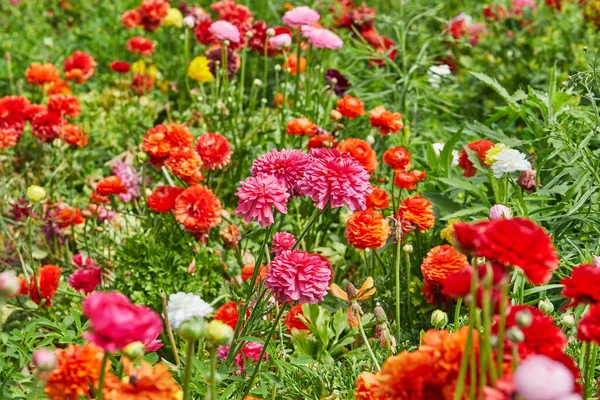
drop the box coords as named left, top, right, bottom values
left=515, top=309, right=532, bottom=328
left=33, top=348, right=57, bottom=372
left=374, top=306, right=387, bottom=324
left=403, top=244, right=413, bottom=254
left=489, top=204, right=511, bottom=221
left=538, top=298, right=554, bottom=314
left=431, top=310, right=448, bottom=329
left=223, top=40, right=230, bottom=47
left=26, top=185, right=46, bottom=203
left=583, top=46, right=588, bottom=52
left=206, top=320, right=233, bottom=345
left=266, top=28, right=275, bottom=37
left=0, top=271, right=20, bottom=298
left=506, top=326, right=525, bottom=344
left=178, top=317, right=206, bottom=341
left=330, top=109, right=342, bottom=121
left=345, top=282, right=358, bottom=300
left=246, top=31, right=254, bottom=38
left=123, top=341, right=145, bottom=361
left=274, top=64, right=281, bottom=72
left=593, top=256, right=600, bottom=267
left=183, top=16, right=195, bottom=28
left=366, top=135, right=375, bottom=145
left=253, top=79, right=263, bottom=87
left=137, top=151, right=149, bottom=163
left=560, top=313, right=576, bottom=328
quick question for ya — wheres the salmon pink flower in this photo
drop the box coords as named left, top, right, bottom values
left=217, top=342, right=265, bottom=374
left=272, top=232, right=296, bottom=256
left=369, top=105, right=403, bottom=135
left=236, top=173, right=289, bottom=226
left=301, top=26, right=343, bottom=50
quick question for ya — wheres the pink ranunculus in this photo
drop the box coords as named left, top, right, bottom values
left=301, top=26, right=343, bottom=50
left=68, top=267, right=102, bottom=294
left=209, top=20, right=240, bottom=43
left=82, top=292, right=164, bottom=353
left=282, top=6, right=320, bottom=27
left=514, top=355, right=576, bottom=400
left=143, top=332, right=164, bottom=352
left=235, top=173, right=290, bottom=227
left=269, top=33, right=292, bottom=48
left=272, top=232, right=296, bottom=256
left=250, top=148, right=310, bottom=196
left=217, top=341, right=265, bottom=374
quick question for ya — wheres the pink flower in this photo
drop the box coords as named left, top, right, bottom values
left=236, top=174, right=290, bottom=227
left=282, top=6, right=320, bottom=27
left=217, top=342, right=265, bottom=374
left=269, top=33, right=292, bottom=48
left=143, top=333, right=164, bottom=352
left=265, top=250, right=332, bottom=304
left=301, top=26, right=343, bottom=50
left=33, top=348, right=57, bottom=371
left=514, top=355, right=576, bottom=400
left=272, top=232, right=296, bottom=256
left=250, top=148, right=310, bottom=195
left=68, top=267, right=102, bottom=294
left=82, top=292, right=163, bottom=352
left=209, top=20, right=240, bottom=43
left=512, top=0, right=536, bottom=15
left=593, top=256, right=600, bottom=267
left=299, top=148, right=370, bottom=212
left=489, top=204, right=511, bottom=220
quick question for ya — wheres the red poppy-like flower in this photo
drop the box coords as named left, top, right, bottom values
left=63, top=51, right=96, bottom=84
left=60, top=124, right=88, bottom=147
left=307, top=133, right=337, bottom=149
left=25, top=62, right=60, bottom=86
left=399, top=195, right=435, bottom=232
left=31, top=109, right=65, bottom=143
left=56, top=206, right=85, bottom=227
left=110, top=61, right=131, bottom=74
left=561, top=264, right=600, bottom=308
left=458, top=139, right=494, bottom=177
left=366, top=186, right=390, bottom=209
left=138, top=0, right=170, bottom=31
left=96, top=176, right=127, bottom=196
left=382, top=146, right=411, bottom=172
left=47, top=79, right=72, bottom=96
left=336, top=95, right=365, bottom=119
left=241, top=264, right=267, bottom=282
left=284, top=304, right=309, bottom=332
left=147, top=186, right=185, bottom=213
left=48, top=95, right=81, bottom=118
left=131, top=73, right=154, bottom=95
left=194, top=20, right=218, bottom=46
left=345, top=208, right=391, bottom=250
left=174, top=185, right=222, bottom=233
left=126, top=37, right=156, bottom=56
left=142, top=123, right=194, bottom=160
left=394, top=170, right=426, bottom=190
left=122, top=9, right=142, bottom=28
left=286, top=118, right=318, bottom=136
left=355, top=371, right=385, bottom=400
left=212, top=0, right=253, bottom=28
left=359, top=26, right=398, bottom=64
left=0, top=95, right=30, bottom=131
left=195, top=133, right=232, bottom=170
left=369, top=106, right=403, bottom=135
left=336, top=138, right=378, bottom=173
left=249, top=21, right=291, bottom=56
left=213, top=300, right=239, bottom=329
left=578, top=303, right=600, bottom=344
left=28, top=264, right=62, bottom=306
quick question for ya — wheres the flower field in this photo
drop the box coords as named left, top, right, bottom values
left=2, top=0, right=600, bottom=399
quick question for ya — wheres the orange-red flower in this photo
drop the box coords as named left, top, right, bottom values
left=286, top=117, right=318, bottom=136
left=273, top=92, right=292, bottom=108
left=283, top=53, right=306, bottom=75
left=47, top=79, right=72, bottom=95
left=400, top=195, right=435, bottom=232
left=241, top=264, right=267, bottom=282
left=307, top=133, right=337, bottom=149
left=104, top=359, right=181, bottom=400
left=284, top=304, right=309, bottom=333
left=63, top=51, right=97, bottom=84
left=96, top=175, right=128, bottom=196
left=336, top=138, right=378, bottom=173
left=45, top=343, right=107, bottom=400
left=126, top=36, right=155, bottom=56
left=421, top=245, right=468, bottom=286
left=60, top=124, right=88, bottom=147
left=458, top=139, right=494, bottom=178
left=56, top=206, right=85, bottom=227
left=195, top=132, right=232, bottom=171
left=345, top=208, right=391, bottom=250
left=356, top=372, right=386, bottom=400
left=382, top=146, right=411, bottom=172
left=142, top=123, right=194, bottom=160
left=147, top=186, right=184, bottom=213
left=369, top=106, right=403, bottom=135
left=174, top=185, right=222, bottom=233
left=122, top=9, right=142, bottom=28
left=365, top=186, right=390, bottom=209
left=28, top=264, right=62, bottom=307
left=25, top=62, right=60, bottom=86
left=394, top=170, right=426, bottom=190
left=376, top=349, right=435, bottom=399
left=48, top=95, right=81, bottom=118
left=336, top=95, right=365, bottom=119
left=164, top=146, right=203, bottom=180
left=213, top=300, right=239, bottom=329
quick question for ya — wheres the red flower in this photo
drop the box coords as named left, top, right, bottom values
left=336, top=95, right=365, bottom=119
left=147, top=186, right=185, bottom=213
left=131, top=73, right=154, bottom=95
left=195, top=133, right=232, bottom=170
left=284, top=304, right=309, bottom=332
left=458, top=139, right=494, bottom=177
left=194, top=20, right=218, bottom=46
left=307, top=133, right=337, bottom=149
left=359, top=26, right=397, bottom=64
left=394, top=170, right=426, bottom=190
left=365, top=186, right=390, bottom=209
left=48, top=95, right=81, bottom=118
left=68, top=267, right=102, bottom=295
left=213, top=300, right=239, bottom=329
left=96, top=176, right=127, bottom=196
left=31, top=109, right=65, bottom=143
left=56, top=206, right=85, bottom=227
left=110, top=61, right=131, bottom=74
left=577, top=303, right=600, bottom=344
left=174, top=185, right=222, bottom=233
left=138, top=0, right=170, bottom=32
left=29, top=264, right=62, bottom=307
left=60, top=124, right=88, bottom=147
left=561, top=264, right=600, bottom=308
left=63, top=51, right=96, bottom=84
left=126, top=37, right=155, bottom=56
left=382, top=146, right=411, bottom=172
left=249, top=21, right=291, bottom=56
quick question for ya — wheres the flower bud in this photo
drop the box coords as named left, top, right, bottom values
left=366, top=135, right=375, bottom=145
left=330, top=109, right=342, bottom=121
left=489, top=204, right=511, bottom=220
left=431, top=310, right=448, bottom=329
left=123, top=341, right=145, bottom=361
left=246, top=31, right=254, bottom=39
left=0, top=270, right=20, bottom=298
left=33, top=348, right=57, bottom=372
left=274, top=64, right=281, bottom=72
left=506, top=326, right=525, bottom=344
left=402, top=244, right=413, bottom=254
left=26, top=185, right=46, bottom=203
left=253, top=79, right=263, bottom=87
left=137, top=151, right=149, bottom=163
left=593, top=256, right=600, bottom=267
left=345, top=282, right=358, bottom=300
left=183, top=16, right=195, bottom=28
left=261, top=98, right=267, bottom=104
left=266, top=28, right=275, bottom=37
left=515, top=309, right=532, bottom=328
left=206, top=320, right=233, bottom=345
left=178, top=317, right=206, bottom=341
left=538, top=298, right=554, bottom=314
left=374, top=306, right=388, bottom=324
left=560, top=313, right=576, bottom=329
left=223, top=40, right=230, bottom=47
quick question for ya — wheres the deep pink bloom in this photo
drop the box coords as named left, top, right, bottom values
left=68, top=267, right=102, bottom=294
left=282, top=6, right=320, bottom=27
left=235, top=174, right=290, bottom=227
left=217, top=342, right=265, bottom=374
left=299, top=148, right=370, bottom=212
left=272, top=232, right=296, bottom=256
left=514, top=355, right=576, bottom=400
left=269, top=33, right=292, bottom=48
left=82, top=292, right=163, bottom=352
left=209, top=20, right=240, bottom=43
left=143, top=333, right=164, bottom=352
left=250, top=148, right=310, bottom=195
left=301, top=26, right=343, bottom=50
left=265, top=250, right=331, bottom=304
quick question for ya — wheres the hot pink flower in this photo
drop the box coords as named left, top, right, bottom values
left=282, top=6, right=320, bottom=27
left=82, top=292, right=163, bottom=352
left=269, top=33, right=292, bottom=48
left=272, top=232, right=296, bottom=256
left=514, top=355, right=576, bottom=400
left=217, top=342, right=265, bottom=374
left=512, top=0, right=536, bottom=15
left=209, top=20, right=240, bottom=43
left=68, top=267, right=102, bottom=294
left=265, top=250, right=332, bottom=304
left=250, top=148, right=310, bottom=195
left=301, top=26, right=343, bottom=50
left=236, top=174, right=289, bottom=226
left=299, top=148, right=370, bottom=212
left=143, top=333, right=163, bottom=352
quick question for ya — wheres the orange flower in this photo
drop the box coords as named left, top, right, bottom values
left=336, top=95, right=365, bottom=119
left=213, top=300, right=239, bottom=329
left=241, top=264, right=267, bottom=282
left=60, top=124, right=88, bottom=147
left=164, top=146, right=203, bottom=180
left=382, top=146, right=411, bottom=172
left=356, top=372, right=386, bottom=400
left=25, top=62, right=60, bottom=86
left=394, top=170, right=426, bottom=190
left=142, top=123, right=194, bottom=159
left=244, top=397, right=263, bottom=400
left=283, top=53, right=306, bottom=75
left=366, top=186, right=390, bottom=209
left=307, top=133, right=337, bottom=149
left=45, top=343, right=107, bottom=400
left=56, top=206, right=85, bottom=227
left=104, top=359, right=181, bottom=400
left=174, top=185, right=222, bottom=233
left=273, top=93, right=292, bottom=108
left=28, top=264, right=62, bottom=307
left=376, top=349, right=435, bottom=399
left=400, top=195, right=435, bottom=232
left=47, top=79, right=72, bottom=95
left=369, top=106, right=403, bottom=135
left=286, top=117, right=318, bottom=136
left=284, top=303, right=309, bottom=332
left=345, top=208, right=391, bottom=250
left=420, top=245, right=468, bottom=286
left=96, top=175, right=127, bottom=196
left=337, top=138, right=378, bottom=173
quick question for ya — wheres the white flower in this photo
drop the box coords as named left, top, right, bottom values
left=428, top=64, right=452, bottom=88
left=491, top=149, right=531, bottom=178
left=432, top=142, right=459, bottom=166
left=166, top=292, right=213, bottom=329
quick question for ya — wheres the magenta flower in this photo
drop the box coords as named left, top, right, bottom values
left=143, top=332, right=164, bottom=352
left=217, top=341, right=265, bottom=374
left=250, top=148, right=310, bottom=195
left=272, top=232, right=296, bottom=256
left=265, top=250, right=332, bottom=304
left=282, top=6, right=320, bottom=27
left=299, top=148, right=370, bottom=212
left=236, top=174, right=290, bottom=226
left=514, top=355, right=576, bottom=400
left=68, top=267, right=102, bottom=294
left=82, top=292, right=163, bottom=352
left=269, top=33, right=292, bottom=48
left=301, top=26, right=343, bottom=50
left=209, top=20, right=240, bottom=43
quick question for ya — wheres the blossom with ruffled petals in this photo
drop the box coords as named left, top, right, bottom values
left=236, top=174, right=289, bottom=226
left=174, top=185, right=222, bottom=233
left=282, top=6, right=320, bottom=27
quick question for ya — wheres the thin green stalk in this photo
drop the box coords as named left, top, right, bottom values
left=394, top=237, right=402, bottom=340
left=262, top=36, right=269, bottom=101
left=292, top=29, right=302, bottom=113
left=496, top=281, right=509, bottom=376
left=454, top=298, right=462, bottom=331
left=583, top=342, right=594, bottom=398
left=291, top=207, right=323, bottom=251
left=96, top=353, right=109, bottom=400
left=182, top=340, right=196, bottom=400
left=209, top=345, right=217, bottom=400
left=404, top=251, right=412, bottom=327
left=6, top=53, right=15, bottom=95
left=357, top=313, right=381, bottom=370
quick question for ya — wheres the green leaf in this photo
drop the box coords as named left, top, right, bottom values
left=470, top=71, right=516, bottom=108
left=440, top=206, right=489, bottom=221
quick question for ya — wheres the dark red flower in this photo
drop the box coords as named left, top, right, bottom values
left=110, top=61, right=131, bottom=74
left=147, top=186, right=185, bottom=213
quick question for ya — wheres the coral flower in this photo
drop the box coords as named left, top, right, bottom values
left=126, top=36, right=156, bottom=56
left=421, top=245, right=468, bottom=286
left=382, top=146, right=411, bottom=172
left=236, top=173, right=290, bottom=226
left=63, top=51, right=96, bottom=83
left=28, top=264, right=62, bottom=306
left=0, top=127, right=20, bottom=149
left=31, top=109, right=65, bottom=143
left=47, top=79, right=72, bottom=96
left=369, top=106, right=403, bottom=135
left=400, top=195, right=435, bottom=232
left=355, top=372, right=385, bottom=400
left=336, top=95, right=365, bottom=119
left=561, top=264, right=600, bottom=308
left=458, top=139, right=495, bottom=177
left=148, top=186, right=185, bottom=213
left=44, top=344, right=106, bottom=400
left=376, top=350, right=435, bottom=398
left=345, top=208, right=391, bottom=250
left=283, top=54, right=306, bottom=75
left=250, top=148, right=310, bottom=196
left=213, top=300, right=239, bottom=329
left=47, top=95, right=81, bottom=118
left=366, top=186, right=390, bottom=209
left=241, top=264, right=267, bottom=282
left=142, top=123, right=194, bottom=159
left=110, top=61, right=131, bottom=74
left=337, top=138, right=378, bottom=173
left=209, top=20, right=240, bottom=43
left=122, top=9, right=142, bottom=28
left=68, top=266, right=102, bottom=294
left=96, top=175, right=128, bottom=196
left=25, top=62, right=60, bottom=86
left=164, top=146, right=203, bottom=180
left=394, top=170, right=426, bottom=191
left=56, top=206, right=85, bottom=227
left=299, top=148, right=371, bottom=212
left=284, top=304, right=309, bottom=332
left=286, top=117, right=318, bottom=136
left=265, top=250, right=332, bottom=304
left=195, top=132, right=232, bottom=170
left=104, top=359, right=181, bottom=400
left=577, top=303, right=600, bottom=345
left=307, top=133, right=337, bottom=149
left=174, top=185, right=222, bottom=233
left=301, top=26, right=343, bottom=50
left=282, top=6, right=320, bottom=27
left=272, top=232, right=296, bottom=256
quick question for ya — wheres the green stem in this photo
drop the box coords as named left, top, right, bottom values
left=394, top=237, right=402, bottom=340
left=292, top=207, right=323, bottom=251
left=357, top=313, right=381, bottom=370
left=292, top=29, right=302, bottom=114
left=405, top=251, right=412, bottom=327
left=583, top=342, right=594, bottom=398
left=453, top=298, right=462, bottom=331
left=209, top=345, right=217, bottom=400
left=96, top=353, right=109, bottom=400
left=182, top=340, right=196, bottom=400
left=496, top=281, right=509, bottom=377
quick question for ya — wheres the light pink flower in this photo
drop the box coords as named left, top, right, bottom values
left=265, top=250, right=332, bottom=304
left=33, top=349, right=57, bottom=371
left=250, top=148, right=310, bottom=195
left=301, top=26, right=343, bottom=50
left=209, top=20, right=240, bottom=43
left=282, top=6, right=320, bottom=27
left=489, top=204, right=511, bottom=220
left=593, top=256, right=600, bottom=267
left=82, top=292, right=163, bottom=352
left=217, top=342, right=265, bottom=374
left=272, top=232, right=296, bottom=256
left=514, top=355, right=576, bottom=400
left=299, top=148, right=370, bottom=212
left=269, top=33, right=292, bottom=48
left=68, top=267, right=102, bottom=294
left=236, top=173, right=290, bottom=227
